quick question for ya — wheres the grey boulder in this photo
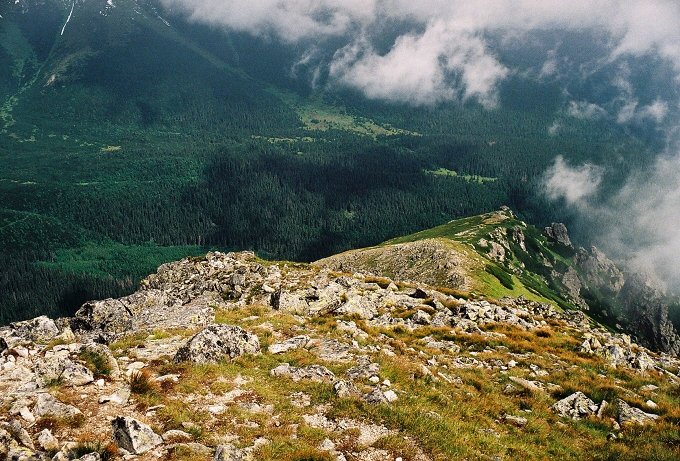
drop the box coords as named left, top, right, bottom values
left=552, top=392, right=598, bottom=419
left=112, top=416, right=163, bottom=454
left=174, top=325, right=260, bottom=364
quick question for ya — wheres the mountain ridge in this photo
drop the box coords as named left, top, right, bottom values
left=1, top=209, right=680, bottom=460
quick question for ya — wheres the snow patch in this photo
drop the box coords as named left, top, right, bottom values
left=60, top=0, right=76, bottom=36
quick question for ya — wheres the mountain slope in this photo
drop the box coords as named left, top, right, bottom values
left=316, top=208, right=680, bottom=356
left=1, top=250, right=679, bottom=461
left=0, top=0, right=672, bottom=332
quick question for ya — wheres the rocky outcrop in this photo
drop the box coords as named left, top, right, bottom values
left=616, top=399, right=659, bottom=426
left=544, top=223, right=572, bottom=248
left=551, top=392, right=598, bottom=419
left=0, top=249, right=677, bottom=461
left=619, top=274, right=680, bottom=356
left=574, top=246, right=625, bottom=297
left=174, top=325, right=260, bottom=364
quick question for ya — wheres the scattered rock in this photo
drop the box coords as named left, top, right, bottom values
left=37, top=429, right=59, bottom=452
left=412, top=310, right=432, bottom=325
left=502, top=414, right=528, bottom=427
left=552, top=392, right=598, bottom=419
left=214, top=443, right=248, bottom=461
left=112, top=416, right=163, bottom=454
left=174, top=325, right=260, bottom=364
left=162, top=430, right=194, bottom=443
left=34, top=393, right=83, bottom=419
left=333, top=380, right=359, bottom=398
left=268, top=335, right=311, bottom=354
left=99, top=388, right=131, bottom=405
left=270, top=363, right=336, bottom=382
left=616, top=399, right=659, bottom=426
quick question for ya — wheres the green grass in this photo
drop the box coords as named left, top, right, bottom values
left=425, top=168, right=497, bottom=184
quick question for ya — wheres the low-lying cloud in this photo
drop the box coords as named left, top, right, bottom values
left=544, top=149, right=680, bottom=291
left=544, top=156, right=604, bottom=206
left=161, top=0, right=680, bottom=108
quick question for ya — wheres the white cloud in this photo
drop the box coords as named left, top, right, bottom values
left=161, top=0, right=680, bottom=107
left=544, top=146, right=680, bottom=289
left=638, top=99, right=669, bottom=123
left=567, top=101, right=607, bottom=120
left=543, top=155, right=603, bottom=206
left=329, top=23, right=508, bottom=106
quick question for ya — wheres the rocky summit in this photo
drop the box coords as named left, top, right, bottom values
left=2, top=233, right=680, bottom=460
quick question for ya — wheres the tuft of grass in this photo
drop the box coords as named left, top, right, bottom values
left=79, top=350, right=112, bottom=377
left=68, top=438, right=118, bottom=461
left=129, top=370, right=159, bottom=395
left=35, top=414, right=86, bottom=431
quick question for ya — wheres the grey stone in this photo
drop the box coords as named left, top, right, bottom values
left=1, top=420, right=34, bottom=450
left=174, top=325, right=260, bottom=364
left=112, top=416, right=163, bottom=454
left=502, top=414, right=528, bottom=427
left=34, top=393, right=83, bottom=419
left=214, top=443, right=247, bottom=461
left=412, top=310, right=432, bottom=325
left=11, top=316, right=60, bottom=342
left=616, top=399, right=658, bottom=426
left=544, top=223, right=572, bottom=248
left=162, top=430, right=193, bottom=443
left=37, top=428, right=59, bottom=452
left=268, top=335, right=310, bottom=354
left=270, top=363, right=336, bottom=382
left=552, top=392, right=598, bottom=419
left=333, top=380, right=359, bottom=398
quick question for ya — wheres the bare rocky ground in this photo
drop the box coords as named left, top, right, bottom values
left=1, top=252, right=679, bottom=460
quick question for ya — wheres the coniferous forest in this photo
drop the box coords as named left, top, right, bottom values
left=0, top=0, right=672, bottom=324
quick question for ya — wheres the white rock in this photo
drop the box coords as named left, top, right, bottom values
left=383, top=390, right=398, bottom=403
left=37, top=429, right=59, bottom=452
left=112, top=416, right=163, bottom=454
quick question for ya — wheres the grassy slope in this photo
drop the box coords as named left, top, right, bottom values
left=321, top=210, right=577, bottom=309
left=94, top=303, right=680, bottom=461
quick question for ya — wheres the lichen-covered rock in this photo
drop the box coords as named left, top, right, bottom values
left=37, top=428, right=59, bottom=452
left=112, top=416, right=163, bottom=454
left=34, top=393, right=83, bottom=419
left=616, top=399, right=659, bottom=426
left=268, top=335, right=311, bottom=354
left=363, top=388, right=389, bottom=405
left=34, top=351, right=94, bottom=388
left=270, top=363, right=336, bottom=382
left=174, top=325, right=260, bottom=364
left=552, top=392, right=598, bottom=419
left=333, top=380, right=360, bottom=398
left=214, top=443, right=248, bottom=461
left=10, top=316, right=60, bottom=343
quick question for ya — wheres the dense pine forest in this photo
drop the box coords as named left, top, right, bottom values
left=0, top=0, right=671, bottom=324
